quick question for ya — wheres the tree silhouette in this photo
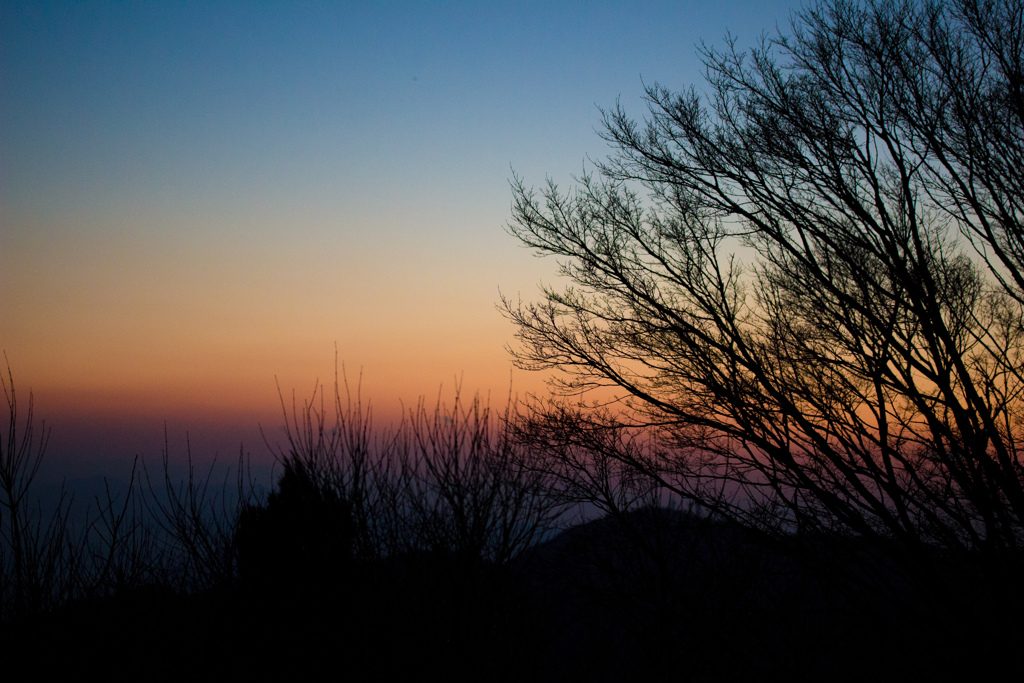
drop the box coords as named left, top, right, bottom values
left=504, top=0, right=1024, bottom=664
left=0, top=355, right=56, bottom=620
left=235, top=457, right=355, bottom=592
left=252, top=376, right=564, bottom=679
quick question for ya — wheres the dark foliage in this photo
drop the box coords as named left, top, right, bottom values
left=235, top=458, right=355, bottom=593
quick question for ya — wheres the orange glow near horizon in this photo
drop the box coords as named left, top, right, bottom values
left=2, top=1, right=801, bottom=473
left=3, top=199, right=554, bottom=451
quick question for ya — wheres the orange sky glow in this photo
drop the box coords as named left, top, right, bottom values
left=1, top=1, right=799, bottom=477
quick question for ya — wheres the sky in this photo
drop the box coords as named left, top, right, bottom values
left=2, top=0, right=800, bottom=478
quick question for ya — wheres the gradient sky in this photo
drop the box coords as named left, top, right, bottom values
left=2, top=0, right=799, bottom=475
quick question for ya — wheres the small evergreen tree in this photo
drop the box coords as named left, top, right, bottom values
left=235, top=459, right=355, bottom=594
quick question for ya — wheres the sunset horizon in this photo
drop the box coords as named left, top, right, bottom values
left=5, top=2, right=1020, bottom=678
left=3, top=1, right=797, bottom=476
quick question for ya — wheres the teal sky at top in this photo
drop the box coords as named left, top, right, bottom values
left=3, top=0, right=798, bottom=227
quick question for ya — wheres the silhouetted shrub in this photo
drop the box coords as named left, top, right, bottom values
left=235, top=458, right=355, bottom=595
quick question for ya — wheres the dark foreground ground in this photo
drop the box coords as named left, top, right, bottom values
left=7, top=507, right=1019, bottom=680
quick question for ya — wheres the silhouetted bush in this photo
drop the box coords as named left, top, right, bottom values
left=236, top=458, right=355, bottom=593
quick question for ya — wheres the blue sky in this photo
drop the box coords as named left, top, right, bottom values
left=2, top=0, right=801, bottom=474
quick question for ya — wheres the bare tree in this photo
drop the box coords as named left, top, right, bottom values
left=1, top=359, right=163, bottom=621
left=254, top=366, right=566, bottom=678
left=261, top=360, right=563, bottom=568
left=141, top=434, right=259, bottom=593
left=503, top=0, right=1024, bottom=656
left=0, top=355, right=75, bottom=619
